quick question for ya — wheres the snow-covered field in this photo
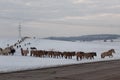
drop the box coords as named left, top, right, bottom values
left=0, top=38, right=120, bottom=73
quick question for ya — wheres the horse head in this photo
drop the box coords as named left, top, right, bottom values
left=110, top=49, right=115, bottom=53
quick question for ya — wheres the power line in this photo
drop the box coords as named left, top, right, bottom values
left=18, top=22, right=22, bottom=39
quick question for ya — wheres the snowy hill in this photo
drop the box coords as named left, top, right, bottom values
left=0, top=37, right=120, bottom=73
left=46, top=34, right=120, bottom=41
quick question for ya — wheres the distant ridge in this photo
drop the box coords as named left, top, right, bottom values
left=45, top=34, right=120, bottom=41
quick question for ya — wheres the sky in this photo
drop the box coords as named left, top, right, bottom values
left=0, top=0, right=120, bottom=38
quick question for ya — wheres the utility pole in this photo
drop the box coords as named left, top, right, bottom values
left=18, top=23, right=22, bottom=39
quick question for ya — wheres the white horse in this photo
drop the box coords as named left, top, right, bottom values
left=0, top=47, right=11, bottom=55
left=3, top=47, right=11, bottom=55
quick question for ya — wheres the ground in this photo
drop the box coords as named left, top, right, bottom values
left=0, top=59, right=120, bottom=80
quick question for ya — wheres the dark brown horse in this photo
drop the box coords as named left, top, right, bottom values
left=101, top=49, right=115, bottom=58
left=84, top=52, right=97, bottom=59
left=76, top=52, right=97, bottom=61
left=76, top=51, right=84, bottom=61
left=63, top=52, right=75, bottom=59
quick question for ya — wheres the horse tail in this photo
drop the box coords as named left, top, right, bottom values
left=101, top=54, right=104, bottom=58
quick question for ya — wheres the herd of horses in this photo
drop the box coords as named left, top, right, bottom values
left=0, top=37, right=116, bottom=61
left=0, top=44, right=116, bottom=61
left=0, top=42, right=116, bottom=61
left=0, top=46, right=116, bottom=61
left=20, top=48, right=116, bottom=61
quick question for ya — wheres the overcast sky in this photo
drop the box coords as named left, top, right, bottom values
left=0, top=0, right=120, bottom=38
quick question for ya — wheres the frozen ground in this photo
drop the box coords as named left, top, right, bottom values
left=0, top=38, right=120, bottom=73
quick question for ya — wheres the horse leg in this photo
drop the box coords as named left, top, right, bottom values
left=65, top=56, right=67, bottom=59
left=77, top=56, right=79, bottom=61
left=25, top=53, right=27, bottom=56
left=109, top=54, right=113, bottom=58
left=22, top=52, right=24, bottom=56
left=30, top=53, right=32, bottom=56
left=111, top=54, right=113, bottom=57
left=70, top=56, right=71, bottom=59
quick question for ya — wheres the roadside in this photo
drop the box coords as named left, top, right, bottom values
left=0, top=60, right=120, bottom=80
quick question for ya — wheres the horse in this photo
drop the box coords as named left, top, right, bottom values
left=30, top=47, right=37, bottom=50
left=21, top=48, right=29, bottom=56
left=30, top=49, right=36, bottom=56
left=84, top=52, right=97, bottom=59
left=76, top=52, right=97, bottom=60
left=9, top=46, right=16, bottom=55
left=52, top=51, right=62, bottom=58
left=101, top=49, right=115, bottom=58
left=63, top=51, right=75, bottom=59
left=1, top=47, right=11, bottom=55
left=48, top=51, right=54, bottom=58
left=90, top=52, right=97, bottom=59
left=76, top=52, right=85, bottom=61
left=37, top=50, right=45, bottom=57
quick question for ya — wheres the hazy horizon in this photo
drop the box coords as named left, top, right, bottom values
left=0, top=0, right=120, bottom=38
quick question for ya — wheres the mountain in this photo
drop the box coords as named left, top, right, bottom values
left=45, top=34, right=120, bottom=41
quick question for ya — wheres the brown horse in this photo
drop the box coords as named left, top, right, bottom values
left=76, top=52, right=97, bottom=61
left=52, top=51, right=61, bottom=58
left=101, top=49, right=115, bottom=58
left=84, top=52, right=97, bottom=59
left=76, top=52, right=84, bottom=61
left=63, top=51, right=75, bottom=59
left=30, top=50, right=38, bottom=57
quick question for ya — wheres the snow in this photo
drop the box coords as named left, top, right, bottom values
left=0, top=37, right=18, bottom=48
left=0, top=38, right=120, bottom=73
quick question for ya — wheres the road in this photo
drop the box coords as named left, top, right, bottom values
left=0, top=60, right=120, bottom=80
